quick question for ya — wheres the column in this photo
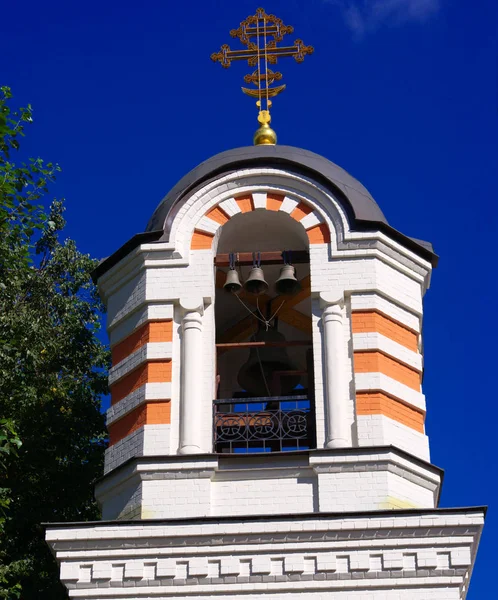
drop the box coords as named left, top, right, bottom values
left=178, top=296, right=204, bottom=455
left=320, top=291, right=349, bottom=449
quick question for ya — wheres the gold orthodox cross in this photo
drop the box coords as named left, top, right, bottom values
left=211, top=8, right=314, bottom=145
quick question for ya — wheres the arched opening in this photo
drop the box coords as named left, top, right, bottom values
left=213, top=209, right=315, bottom=453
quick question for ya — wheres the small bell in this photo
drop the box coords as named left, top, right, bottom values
left=224, top=269, right=242, bottom=293
left=276, top=264, right=301, bottom=296
left=244, top=267, right=268, bottom=295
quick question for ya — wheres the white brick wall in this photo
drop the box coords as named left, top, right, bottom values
left=104, top=428, right=144, bottom=474
left=142, top=477, right=211, bottom=519
left=211, top=475, right=315, bottom=516
left=107, top=271, right=146, bottom=330
left=98, top=448, right=440, bottom=520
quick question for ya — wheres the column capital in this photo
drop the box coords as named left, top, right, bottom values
left=179, top=295, right=204, bottom=316
left=319, top=290, right=344, bottom=309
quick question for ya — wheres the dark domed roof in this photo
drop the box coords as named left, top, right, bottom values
left=146, top=145, right=388, bottom=234
left=93, top=146, right=437, bottom=281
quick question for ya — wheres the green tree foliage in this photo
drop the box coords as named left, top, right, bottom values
left=0, top=420, right=23, bottom=599
left=0, top=87, right=109, bottom=598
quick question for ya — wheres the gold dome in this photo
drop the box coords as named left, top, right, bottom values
left=253, top=110, right=277, bottom=146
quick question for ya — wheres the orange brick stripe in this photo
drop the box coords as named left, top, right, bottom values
left=352, top=310, right=418, bottom=352
left=235, top=194, right=254, bottom=213
left=306, top=224, right=331, bottom=244
left=191, top=230, right=215, bottom=249
left=206, top=206, right=230, bottom=225
left=111, top=321, right=173, bottom=365
left=266, top=193, right=285, bottom=211
left=110, top=361, right=172, bottom=405
left=356, top=392, right=425, bottom=433
left=290, top=201, right=314, bottom=221
left=190, top=193, right=332, bottom=248
left=108, top=401, right=171, bottom=445
left=354, top=351, right=421, bottom=391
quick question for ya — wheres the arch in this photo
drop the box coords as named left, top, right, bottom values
left=190, top=191, right=331, bottom=251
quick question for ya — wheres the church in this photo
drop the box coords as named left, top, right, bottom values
left=46, top=8, right=485, bottom=599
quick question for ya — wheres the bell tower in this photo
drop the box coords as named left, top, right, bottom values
left=46, top=8, right=485, bottom=600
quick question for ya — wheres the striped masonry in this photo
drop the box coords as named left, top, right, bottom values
left=356, top=392, right=425, bottom=433
left=111, top=321, right=173, bottom=365
left=190, top=192, right=331, bottom=250
left=108, top=401, right=171, bottom=445
left=354, top=351, right=421, bottom=391
left=351, top=310, right=418, bottom=351
left=110, top=361, right=172, bottom=405
left=351, top=309, right=424, bottom=432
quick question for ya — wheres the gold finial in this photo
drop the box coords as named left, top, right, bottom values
left=253, top=109, right=277, bottom=146
left=211, top=7, right=314, bottom=145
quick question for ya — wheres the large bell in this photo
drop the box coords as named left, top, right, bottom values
left=237, top=328, right=301, bottom=396
left=244, top=266, right=268, bottom=295
left=275, top=264, right=301, bottom=296
left=223, top=269, right=242, bottom=293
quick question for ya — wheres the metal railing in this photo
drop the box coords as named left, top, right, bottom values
left=213, top=395, right=315, bottom=453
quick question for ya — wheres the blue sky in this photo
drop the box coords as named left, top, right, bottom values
left=2, top=0, right=497, bottom=596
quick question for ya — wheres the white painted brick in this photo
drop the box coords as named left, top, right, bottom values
left=357, top=414, right=430, bottom=461
left=219, top=197, right=241, bottom=217
left=353, top=332, right=422, bottom=371
left=300, top=211, right=322, bottom=230
left=252, top=191, right=267, bottom=209
left=350, top=292, right=421, bottom=332
left=355, top=372, right=426, bottom=412
left=196, top=216, right=222, bottom=235
left=280, top=195, right=299, bottom=213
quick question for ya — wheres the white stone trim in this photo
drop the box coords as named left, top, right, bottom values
left=108, top=342, right=172, bottom=386
left=46, top=511, right=484, bottom=540
left=218, top=197, right=241, bottom=217
left=142, top=424, right=171, bottom=456
left=61, top=578, right=466, bottom=597
left=350, top=292, right=421, bottom=332
left=195, top=216, right=221, bottom=235
left=309, top=449, right=438, bottom=484
left=280, top=195, right=300, bottom=214
left=300, top=210, right=323, bottom=230
left=252, top=191, right=267, bottom=209
left=46, top=509, right=484, bottom=599
left=354, top=372, right=426, bottom=412
left=353, top=332, right=422, bottom=371
left=357, top=414, right=430, bottom=461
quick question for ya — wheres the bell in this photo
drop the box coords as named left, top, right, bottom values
left=244, top=266, right=268, bottom=295
left=223, top=269, right=242, bottom=293
left=276, top=264, right=301, bottom=296
left=237, top=328, right=301, bottom=396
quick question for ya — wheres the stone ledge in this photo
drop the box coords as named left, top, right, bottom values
left=46, top=508, right=484, bottom=599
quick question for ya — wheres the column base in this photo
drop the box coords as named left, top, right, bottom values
left=178, top=444, right=201, bottom=455
left=325, top=438, right=349, bottom=449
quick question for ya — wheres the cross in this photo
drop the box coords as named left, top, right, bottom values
left=211, top=8, right=313, bottom=115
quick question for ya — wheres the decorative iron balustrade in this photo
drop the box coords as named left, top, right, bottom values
left=213, top=395, right=315, bottom=453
